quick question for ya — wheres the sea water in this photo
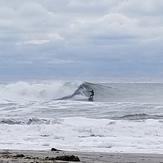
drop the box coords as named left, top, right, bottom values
left=0, top=81, right=163, bottom=153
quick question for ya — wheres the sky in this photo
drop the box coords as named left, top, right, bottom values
left=0, top=0, right=163, bottom=81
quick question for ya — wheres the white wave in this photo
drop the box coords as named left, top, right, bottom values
left=1, top=116, right=163, bottom=153
left=0, top=81, right=82, bottom=102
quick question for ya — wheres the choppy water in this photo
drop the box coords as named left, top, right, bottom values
left=1, top=81, right=163, bottom=153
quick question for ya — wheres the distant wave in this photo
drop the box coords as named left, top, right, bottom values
left=112, top=113, right=163, bottom=120
left=1, top=114, right=163, bottom=125
left=0, top=117, right=60, bottom=125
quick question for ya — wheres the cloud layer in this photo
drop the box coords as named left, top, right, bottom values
left=0, top=0, right=163, bottom=80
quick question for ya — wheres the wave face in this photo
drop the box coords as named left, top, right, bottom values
left=59, top=82, right=163, bottom=102
left=1, top=81, right=163, bottom=102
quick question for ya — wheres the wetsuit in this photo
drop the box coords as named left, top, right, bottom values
left=89, top=90, right=94, bottom=98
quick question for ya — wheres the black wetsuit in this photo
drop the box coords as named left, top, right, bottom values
left=89, top=90, right=94, bottom=98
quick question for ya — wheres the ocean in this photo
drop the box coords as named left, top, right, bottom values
left=1, top=81, right=163, bottom=153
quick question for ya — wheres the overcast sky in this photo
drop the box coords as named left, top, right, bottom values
left=0, top=0, right=163, bottom=81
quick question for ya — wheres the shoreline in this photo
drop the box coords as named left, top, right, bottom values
left=1, top=149, right=163, bottom=163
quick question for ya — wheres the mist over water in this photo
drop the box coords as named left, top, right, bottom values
left=1, top=81, right=163, bottom=153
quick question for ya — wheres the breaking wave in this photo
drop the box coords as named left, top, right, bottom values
left=0, top=81, right=163, bottom=102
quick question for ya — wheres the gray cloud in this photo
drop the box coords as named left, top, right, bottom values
left=112, top=0, right=163, bottom=16
left=0, top=0, right=163, bottom=80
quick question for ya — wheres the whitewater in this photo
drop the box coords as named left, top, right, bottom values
left=1, top=81, right=163, bottom=154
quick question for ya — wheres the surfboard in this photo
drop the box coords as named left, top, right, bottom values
left=88, top=97, right=94, bottom=101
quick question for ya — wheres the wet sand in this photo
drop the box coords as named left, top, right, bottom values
left=0, top=149, right=163, bottom=163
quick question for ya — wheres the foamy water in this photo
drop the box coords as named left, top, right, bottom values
left=1, top=81, right=163, bottom=153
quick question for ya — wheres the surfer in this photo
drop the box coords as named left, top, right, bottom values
left=89, top=90, right=94, bottom=98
